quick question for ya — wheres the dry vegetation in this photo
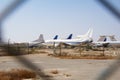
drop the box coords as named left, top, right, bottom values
left=48, top=69, right=71, bottom=78
left=49, top=70, right=59, bottom=74
left=53, top=54, right=116, bottom=59
left=0, top=44, right=120, bottom=60
left=0, top=46, right=48, bottom=56
left=50, top=49, right=119, bottom=59
left=63, top=73, right=71, bottom=77
left=45, top=45, right=120, bottom=59
left=0, top=69, right=36, bottom=80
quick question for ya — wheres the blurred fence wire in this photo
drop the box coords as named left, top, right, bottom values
left=0, top=0, right=120, bottom=80
left=98, top=0, right=120, bottom=20
left=0, top=0, right=26, bottom=42
left=0, top=0, right=54, bottom=80
left=96, top=0, right=120, bottom=80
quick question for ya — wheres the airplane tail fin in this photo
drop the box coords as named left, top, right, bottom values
left=33, top=34, right=45, bottom=43
left=67, top=34, right=73, bottom=39
left=85, top=28, right=93, bottom=38
left=104, top=37, right=107, bottom=42
left=76, top=28, right=93, bottom=39
left=53, top=35, right=58, bottom=40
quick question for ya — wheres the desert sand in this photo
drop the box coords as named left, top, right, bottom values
left=0, top=53, right=120, bottom=80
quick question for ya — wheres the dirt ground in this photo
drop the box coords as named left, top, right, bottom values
left=0, top=52, right=120, bottom=80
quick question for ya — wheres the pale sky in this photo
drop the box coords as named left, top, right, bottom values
left=0, top=0, right=120, bottom=43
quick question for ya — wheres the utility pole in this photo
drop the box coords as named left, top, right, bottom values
left=53, top=42, right=56, bottom=55
left=79, top=44, right=82, bottom=55
left=59, top=42, right=62, bottom=56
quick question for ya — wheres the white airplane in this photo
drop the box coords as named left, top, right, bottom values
left=44, top=28, right=93, bottom=46
left=29, top=34, right=73, bottom=48
left=28, top=34, right=45, bottom=48
left=43, top=34, right=73, bottom=46
left=92, top=37, right=108, bottom=47
left=76, top=28, right=93, bottom=39
left=104, top=40, right=120, bottom=47
left=93, top=36, right=120, bottom=47
left=29, top=28, right=93, bottom=47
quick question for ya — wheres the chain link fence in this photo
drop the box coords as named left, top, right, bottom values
left=0, top=0, right=119, bottom=80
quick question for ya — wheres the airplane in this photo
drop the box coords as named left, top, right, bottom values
left=43, top=34, right=73, bottom=46
left=92, top=37, right=109, bottom=47
left=29, top=34, right=73, bottom=48
left=105, top=35, right=120, bottom=47
left=104, top=40, right=120, bottom=47
left=32, top=34, right=45, bottom=43
left=76, top=28, right=93, bottom=39
left=44, top=28, right=93, bottom=46
left=29, top=28, right=93, bottom=48
left=93, top=35, right=120, bottom=47
left=28, top=34, right=45, bottom=48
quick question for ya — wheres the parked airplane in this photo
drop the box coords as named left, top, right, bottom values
left=105, top=35, right=120, bottom=47
left=93, top=36, right=120, bottom=47
left=104, top=40, right=120, bottom=47
left=29, top=28, right=93, bottom=48
left=103, top=35, right=120, bottom=47
left=44, top=28, right=93, bottom=46
left=92, top=37, right=108, bottom=47
left=76, top=28, right=93, bottom=39
left=32, top=34, right=45, bottom=43
left=29, top=34, right=45, bottom=48
left=44, top=34, right=73, bottom=46
left=29, top=34, right=73, bottom=48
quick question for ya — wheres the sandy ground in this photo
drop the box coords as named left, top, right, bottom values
left=0, top=54, right=120, bottom=80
